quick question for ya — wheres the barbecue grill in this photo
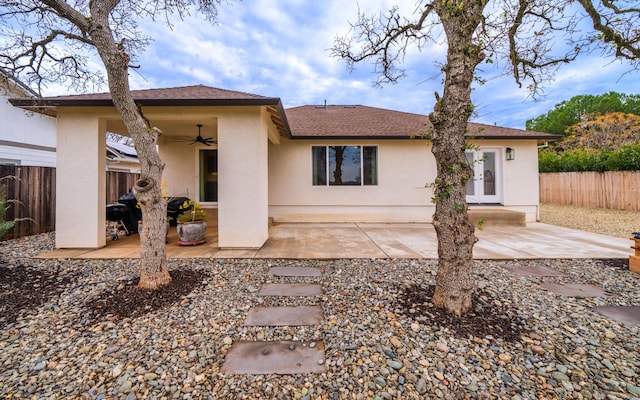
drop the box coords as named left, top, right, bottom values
left=106, top=203, right=131, bottom=240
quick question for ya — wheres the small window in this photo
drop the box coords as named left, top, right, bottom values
left=312, top=145, right=378, bottom=186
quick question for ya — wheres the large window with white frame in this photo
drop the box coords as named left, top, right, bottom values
left=311, top=145, right=378, bottom=186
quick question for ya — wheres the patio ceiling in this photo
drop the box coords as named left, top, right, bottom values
left=105, top=118, right=218, bottom=140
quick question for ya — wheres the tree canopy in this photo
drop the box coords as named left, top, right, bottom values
left=562, top=111, right=640, bottom=150
left=0, top=0, right=228, bottom=289
left=333, top=0, right=640, bottom=315
left=526, top=92, right=640, bottom=135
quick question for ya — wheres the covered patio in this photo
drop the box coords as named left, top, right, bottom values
left=35, top=217, right=631, bottom=260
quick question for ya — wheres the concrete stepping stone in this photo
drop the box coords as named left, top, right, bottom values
left=244, top=305, right=323, bottom=326
left=221, top=340, right=325, bottom=374
left=502, top=264, right=569, bottom=276
left=540, top=282, right=610, bottom=297
left=592, top=306, right=640, bottom=325
left=269, top=266, right=321, bottom=277
left=259, top=283, right=323, bottom=296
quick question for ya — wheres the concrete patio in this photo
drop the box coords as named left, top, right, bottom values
left=36, top=221, right=632, bottom=260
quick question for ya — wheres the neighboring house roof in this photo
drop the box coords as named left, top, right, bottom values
left=285, top=105, right=562, bottom=141
left=107, top=139, right=137, bottom=159
left=9, top=85, right=291, bottom=137
left=0, top=68, right=40, bottom=98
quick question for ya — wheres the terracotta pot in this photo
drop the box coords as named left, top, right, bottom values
left=177, top=220, right=207, bottom=245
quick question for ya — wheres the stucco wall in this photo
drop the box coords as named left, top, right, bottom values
left=55, top=110, right=106, bottom=248
left=159, top=139, right=199, bottom=200
left=217, top=107, right=270, bottom=248
left=269, top=138, right=437, bottom=222
left=268, top=138, right=540, bottom=223
left=478, top=139, right=540, bottom=221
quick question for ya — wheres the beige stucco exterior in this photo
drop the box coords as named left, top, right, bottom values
left=269, top=138, right=437, bottom=222
left=55, top=108, right=107, bottom=248
left=268, top=138, right=540, bottom=223
left=54, top=105, right=278, bottom=249
left=48, top=100, right=542, bottom=250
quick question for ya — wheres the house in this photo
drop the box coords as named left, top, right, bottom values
left=9, top=85, right=560, bottom=250
left=0, top=69, right=56, bottom=167
left=106, top=139, right=140, bottom=173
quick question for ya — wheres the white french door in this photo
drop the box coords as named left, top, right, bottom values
left=465, top=148, right=502, bottom=204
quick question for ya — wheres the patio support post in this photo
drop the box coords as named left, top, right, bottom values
left=55, top=111, right=107, bottom=248
left=217, top=108, right=269, bottom=248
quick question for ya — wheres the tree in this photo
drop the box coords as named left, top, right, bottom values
left=562, top=112, right=640, bottom=150
left=0, top=0, right=227, bottom=289
left=526, top=92, right=640, bottom=135
left=332, top=1, right=640, bottom=315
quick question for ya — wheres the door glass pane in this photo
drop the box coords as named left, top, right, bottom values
left=483, top=152, right=496, bottom=196
left=329, top=146, right=361, bottom=186
left=465, top=152, right=474, bottom=196
left=199, top=150, right=218, bottom=202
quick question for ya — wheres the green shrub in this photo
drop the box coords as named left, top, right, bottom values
left=0, top=195, right=14, bottom=239
left=539, top=144, right=640, bottom=172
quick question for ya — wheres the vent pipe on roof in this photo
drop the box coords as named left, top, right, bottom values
left=324, top=99, right=327, bottom=109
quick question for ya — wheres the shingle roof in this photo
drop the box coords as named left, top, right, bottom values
left=10, top=85, right=561, bottom=141
left=285, top=105, right=561, bottom=141
left=9, top=84, right=291, bottom=136
left=11, top=84, right=277, bottom=106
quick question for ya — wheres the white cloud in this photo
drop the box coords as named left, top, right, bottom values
left=34, top=0, right=640, bottom=130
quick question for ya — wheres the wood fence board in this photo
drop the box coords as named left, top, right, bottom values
left=540, top=171, right=640, bottom=211
left=1, top=166, right=139, bottom=240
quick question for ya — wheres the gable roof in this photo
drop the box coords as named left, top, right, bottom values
left=10, top=84, right=277, bottom=106
left=9, top=84, right=560, bottom=141
left=9, top=85, right=291, bottom=137
left=285, top=105, right=562, bottom=141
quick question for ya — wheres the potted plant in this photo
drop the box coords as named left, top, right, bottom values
left=176, top=199, right=208, bottom=245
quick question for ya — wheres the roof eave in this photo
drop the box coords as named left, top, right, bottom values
left=290, top=134, right=562, bottom=141
left=470, top=134, right=564, bottom=142
left=9, top=96, right=293, bottom=137
left=290, top=135, right=425, bottom=140
left=9, top=97, right=282, bottom=107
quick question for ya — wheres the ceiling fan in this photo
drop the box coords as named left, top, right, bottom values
left=174, top=124, right=217, bottom=146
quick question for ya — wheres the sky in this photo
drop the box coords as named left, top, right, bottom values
left=43, top=0, right=640, bottom=130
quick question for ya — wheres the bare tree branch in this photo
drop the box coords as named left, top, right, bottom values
left=577, top=0, right=640, bottom=61
left=331, top=4, right=436, bottom=86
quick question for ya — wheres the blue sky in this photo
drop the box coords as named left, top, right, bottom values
left=48, top=0, right=640, bottom=130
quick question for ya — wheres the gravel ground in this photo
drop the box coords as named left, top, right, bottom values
left=1, top=230, right=639, bottom=400
left=540, top=203, right=640, bottom=239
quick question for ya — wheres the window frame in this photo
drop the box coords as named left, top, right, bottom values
left=311, top=145, right=378, bottom=187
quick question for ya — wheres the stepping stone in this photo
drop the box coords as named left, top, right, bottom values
left=259, top=283, right=323, bottom=296
left=221, top=340, right=325, bottom=374
left=244, top=306, right=323, bottom=326
left=502, top=264, right=569, bottom=277
left=269, top=266, right=321, bottom=277
left=540, top=282, right=610, bottom=297
left=593, top=306, right=640, bottom=325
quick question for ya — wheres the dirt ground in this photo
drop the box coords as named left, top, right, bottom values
left=539, top=203, right=640, bottom=239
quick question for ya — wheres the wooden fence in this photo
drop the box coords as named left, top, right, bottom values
left=0, top=166, right=139, bottom=240
left=539, top=171, right=640, bottom=211
left=106, top=170, right=139, bottom=203
left=0, top=166, right=56, bottom=240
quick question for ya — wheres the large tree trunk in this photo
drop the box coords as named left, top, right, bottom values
left=429, top=1, right=486, bottom=315
left=89, top=2, right=170, bottom=289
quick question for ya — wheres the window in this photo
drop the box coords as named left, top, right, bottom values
left=312, top=146, right=378, bottom=186
left=199, top=149, right=218, bottom=202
